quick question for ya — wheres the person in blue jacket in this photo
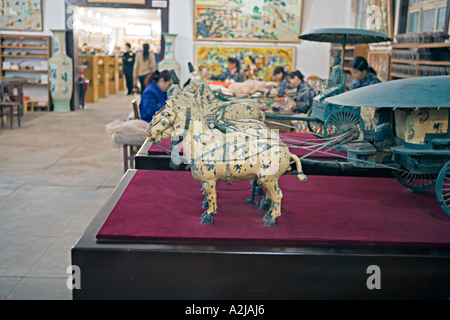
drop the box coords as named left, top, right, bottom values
left=139, top=70, right=173, bottom=123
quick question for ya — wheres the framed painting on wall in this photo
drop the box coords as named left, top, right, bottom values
left=355, top=0, right=394, bottom=38
left=367, top=50, right=391, bottom=82
left=194, top=0, right=303, bottom=43
left=194, top=44, right=296, bottom=82
left=0, top=0, right=43, bottom=31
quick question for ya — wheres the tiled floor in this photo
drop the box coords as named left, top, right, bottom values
left=0, top=92, right=137, bottom=300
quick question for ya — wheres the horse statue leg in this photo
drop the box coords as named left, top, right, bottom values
left=259, top=177, right=283, bottom=227
left=200, top=180, right=218, bottom=225
left=259, top=181, right=272, bottom=211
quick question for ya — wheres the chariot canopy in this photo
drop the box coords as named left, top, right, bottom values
left=325, top=76, right=450, bottom=108
left=299, top=28, right=392, bottom=44
left=299, top=28, right=392, bottom=83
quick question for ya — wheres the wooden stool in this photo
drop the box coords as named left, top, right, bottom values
left=1, top=79, right=23, bottom=129
left=0, top=101, right=21, bottom=129
left=24, top=101, right=36, bottom=113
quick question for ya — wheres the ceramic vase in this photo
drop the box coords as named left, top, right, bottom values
left=49, top=30, right=73, bottom=112
left=158, top=33, right=181, bottom=78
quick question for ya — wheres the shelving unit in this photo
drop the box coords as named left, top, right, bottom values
left=0, top=34, right=51, bottom=111
left=98, top=56, right=109, bottom=99
left=330, top=44, right=368, bottom=88
left=107, top=55, right=119, bottom=95
left=79, top=55, right=99, bottom=103
left=390, top=42, right=450, bottom=79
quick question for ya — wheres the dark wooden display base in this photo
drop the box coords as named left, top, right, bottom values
left=135, top=138, right=394, bottom=177
left=72, top=170, right=450, bottom=300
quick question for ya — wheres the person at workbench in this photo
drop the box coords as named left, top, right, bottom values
left=273, top=66, right=291, bottom=97
left=139, top=70, right=173, bottom=123
left=210, top=57, right=245, bottom=83
left=286, top=70, right=316, bottom=114
left=349, top=56, right=381, bottom=90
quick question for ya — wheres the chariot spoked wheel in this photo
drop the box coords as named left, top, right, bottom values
left=323, top=109, right=364, bottom=139
left=306, top=109, right=325, bottom=137
left=393, top=169, right=437, bottom=193
left=436, top=161, right=450, bottom=216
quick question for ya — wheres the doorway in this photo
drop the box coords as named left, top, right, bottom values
left=72, top=7, right=162, bottom=57
left=64, top=0, right=169, bottom=110
left=72, top=6, right=162, bottom=105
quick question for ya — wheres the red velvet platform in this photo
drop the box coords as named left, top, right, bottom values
left=97, top=170, right=450, bottom=246
left=148, top=132, right=347, bottom=159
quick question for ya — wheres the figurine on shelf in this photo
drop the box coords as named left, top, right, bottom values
left=80, top=43, right=88, bottom=55
left=327, top=50, right=344, bottom=87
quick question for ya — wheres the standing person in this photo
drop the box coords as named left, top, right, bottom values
left=122, top=43, right=135, bottom=95
left=139, top=70, right=173, bottom=123
left=286, top=70, right=316, bottom=114
left=349, top=56, right=381, bottom=90
left=133, top=43, right=156, bottom=93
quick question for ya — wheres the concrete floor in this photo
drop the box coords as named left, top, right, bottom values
left=0, top=92, right=136, bottom=300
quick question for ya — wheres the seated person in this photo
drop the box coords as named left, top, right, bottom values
left=210, top=57, right=245, bottom=83
left=349, top=56, right=381, bottom=90
left=139, top=70, right=173, bottom=123
left=273, top=66, right=291, bottom=97
left=286, top=70, right=316, bottom=114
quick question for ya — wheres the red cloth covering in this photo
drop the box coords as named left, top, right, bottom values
left=97, top=170, right=450, bottom=246
left=148, top=132, right=346, bottom=159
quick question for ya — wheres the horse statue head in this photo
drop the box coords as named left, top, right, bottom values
left=147, top=105, right=177, bottom=143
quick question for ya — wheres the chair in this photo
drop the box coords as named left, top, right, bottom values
left=0, top=79, right=24, bottom=130
left=121, top=99, right=146, bottom=172
left=307, top=75, right=320, bottom=92
left=132, top=99, right=140, bottom=120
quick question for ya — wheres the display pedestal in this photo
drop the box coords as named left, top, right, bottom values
left=135, top=135, right=394, bottom=177
left=72, top=170, right=450, bottom=300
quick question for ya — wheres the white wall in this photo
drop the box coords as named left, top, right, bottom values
left=169, top=0, right=354, bottom=84
left=299, top=0, right=354, bottom=78
left=1, top=0, right=354, bottom=83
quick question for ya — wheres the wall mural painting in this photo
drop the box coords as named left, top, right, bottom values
left=194, top=0, right=303, bottom=43
left=0, top=0, right=43, bottom=31
left=195, top=45, right=296, bottom=82
left=367, top=50, right=391, bottom=82
left=365, top=0, right=393, bottom=38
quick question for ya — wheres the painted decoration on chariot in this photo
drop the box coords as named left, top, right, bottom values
left=0, top=0, right=43, bottom=31
left=394, top=108, right=449, bottom=145
left=194, top=0, right=303, bottom=42
left=195, top=44, right=296, bottom=82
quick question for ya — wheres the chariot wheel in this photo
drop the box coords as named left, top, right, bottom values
left=392, top=169, right=437, bottom=193
left=306, top=109, right=325, bottom=137
left=323, top=109, right=364, bottom=139
left=436, top=161, right=450, bottom=216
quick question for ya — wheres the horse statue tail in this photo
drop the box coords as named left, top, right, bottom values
left=259, top=109, right=266, bottom=121
left=290, top=153, right=307, bottom=182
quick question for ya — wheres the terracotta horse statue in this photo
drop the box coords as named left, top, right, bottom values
left=181, top=79, right=266, bottom=121
left=148, top=101, right=307, bottom=227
